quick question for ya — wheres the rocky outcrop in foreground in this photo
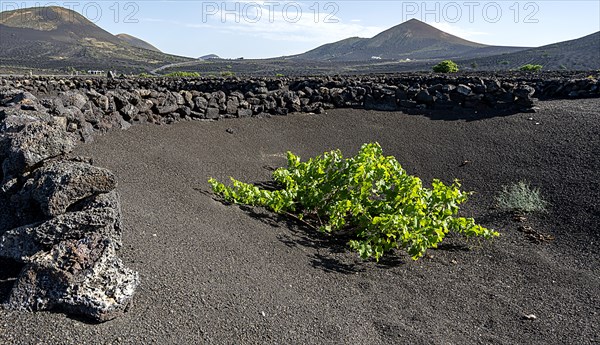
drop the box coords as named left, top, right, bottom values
left=0, top=73, right=598, bottom=322
left=0, top=90, right=138, bottom=322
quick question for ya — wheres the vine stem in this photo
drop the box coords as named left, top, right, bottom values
left=283, top=211, right=319, bottom=231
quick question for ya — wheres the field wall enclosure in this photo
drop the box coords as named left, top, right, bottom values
left=0, top=73, right=598, bottom=321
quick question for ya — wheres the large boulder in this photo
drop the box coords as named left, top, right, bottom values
left=58, top=90, right=89, bottom=110
left=456, top=84, right=473, bottom=96
left=513, top=84, right=537, bottom=108
left=5, top=91, right=40, bottom=111
left=513, top=84, right=536, bottom=98
left=17, top=161, right=117, bottom=217
left=2, top=122, right=76, bottom=180
left=0, top=202, right=122, bottom=262
left=0, top=89, right=23, bottom=106
left=0, top=107, right=55, bottom=133
left=155, top=92, right=179, bottom=115
left=363, top=93, right=397, bottom=111
left=5, top=233, right=139, bottom=322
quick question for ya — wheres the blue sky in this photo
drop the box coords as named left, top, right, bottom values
left=2, top=1, right=599, bottom=58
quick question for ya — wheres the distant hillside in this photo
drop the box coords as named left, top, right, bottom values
left=0, top=6, right=191, bottom=73
left=199, top=54, right=221, bottom=60
left=462, top=31, right=600, bottom=71
left=292, top=19, right=528, bottom=61
left=116, top=33, right=161, bottom=53
left=295, top=37, right=368, bottom=61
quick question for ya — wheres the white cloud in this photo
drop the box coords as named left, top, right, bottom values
left=192, top=2, right=383, bottom=44
left=142, top=2, right=387, bottom=57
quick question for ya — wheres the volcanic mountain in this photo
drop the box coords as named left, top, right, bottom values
left=461, top=31, right=600, bottom=71
left=115, top=33, right=162, bottom=53
left=292, top=19, right=528, bottom=61
left=0, top=6, right=190, bottom=73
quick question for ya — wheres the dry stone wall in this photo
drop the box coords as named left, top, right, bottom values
left=2, top=74, right=599, bottom=129
left=0, top=73, right=598, bottom=321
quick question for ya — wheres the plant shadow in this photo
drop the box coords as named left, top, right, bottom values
left=204, top=181, right=497, bottom=273
left=310, top=253, right=364, bottom=274
left=375, top=254, right=407, bottom=268
left=436, top=242, right=471, bottom=252
left=236, top=202, right=370, bottom=273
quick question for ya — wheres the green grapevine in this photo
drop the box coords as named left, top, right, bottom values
left=209, top=143, right=498, bottom=261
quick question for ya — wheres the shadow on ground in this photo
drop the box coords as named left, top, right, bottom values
left=204, top=184, right=493, bottom=274
left=399, top=106, right=527, bottom=122
left=0, top=259, right=23, bottom=303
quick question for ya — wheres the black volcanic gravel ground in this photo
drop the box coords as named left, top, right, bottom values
left=1, top=99, right=599, bottom=344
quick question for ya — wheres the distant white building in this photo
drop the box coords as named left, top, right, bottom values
left=87, top=70, right=105, bottom=75
left=371, top=56, right=382, bottom=60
